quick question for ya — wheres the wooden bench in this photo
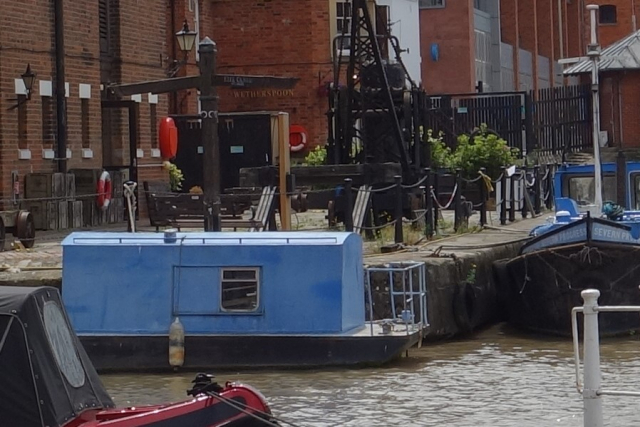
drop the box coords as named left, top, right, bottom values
left=143, top=181, right=276, bottom=232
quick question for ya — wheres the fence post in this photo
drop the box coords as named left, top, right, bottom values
left=394, top=175, right=404, bottom=244
left=509, top=171, right=516, bottom=222
left=478, top=168, right=487, bottom=227
left=581, top=289, right=604, bottom=427
left=433, top=171, right=440, bottom=231
left=424, top=168, right=434, bottom=238
left=344, top=178, right=354, bottom=232
left=500, top=167, right=507, bottom=226
left=454, top=168, right=463, bottom=232
left=533, top=165, right=541, bottom=214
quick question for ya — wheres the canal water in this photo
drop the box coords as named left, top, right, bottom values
left=102, top=323, right=640, bottom=426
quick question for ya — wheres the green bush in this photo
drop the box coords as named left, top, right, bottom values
left=426, top=129, right=453, bottom=170
left=168, top=163, right=184, bottom=191
left=303, top=146, right=327, bottom=166
left=426, top=125, right=519, bottom=179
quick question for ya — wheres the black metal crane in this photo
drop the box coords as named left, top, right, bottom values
left=326, top=0, right=424, bottom=182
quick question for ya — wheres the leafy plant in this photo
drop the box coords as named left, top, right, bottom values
left=303, top=146, right=327, bottom=166
left=425, top=124, right=519, bottom=179
left=426, top=129, right=453, bottom=170
left=163, top=162, right=184, bottom=192
left=451, top=126, right=519, bottom=179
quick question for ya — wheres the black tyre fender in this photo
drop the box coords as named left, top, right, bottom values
left=452, top=281, right=477, bottom=334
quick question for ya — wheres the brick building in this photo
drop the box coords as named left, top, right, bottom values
left=169, top=0, right=421, bottom=155
left=0, top=0, right=169, bottom=210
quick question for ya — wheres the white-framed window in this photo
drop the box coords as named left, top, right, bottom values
left=336, top=0, right=352, bottom=51
left=220, top=268, right=260, bottom=312
left=419, top=0, right=445, bottom=9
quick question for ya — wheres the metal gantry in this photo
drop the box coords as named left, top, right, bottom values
left=327, top=0, right=419, bottom=180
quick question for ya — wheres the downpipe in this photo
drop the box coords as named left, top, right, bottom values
left=54, top=0, right=67, bottom=173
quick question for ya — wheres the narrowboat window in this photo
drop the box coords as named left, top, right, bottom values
left=633, top=175, right=640, bottom=209
left=42, top=302, right=86, bottom=388
left=564, top=175, right=616, bottom=206
left=220, top=268, right=260, bottom=312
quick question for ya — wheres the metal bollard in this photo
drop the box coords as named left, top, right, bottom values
left=581, top=289, right=603, bottom=427
left=454, top=169, right=463, bottom=232
left=533, top=165, right=541, bottom=214
left=478, top=168, right=487, bottom=227
left=500, top=167, right=507, bottom=226
left=344, top=178, right=354, bottom=232
left=433, top=172, right=440, bottom=232
left=394, top=175, right=404, bottom=244
left=509, top=173, right=516, bottom=222
left=424, top=168, right=434, bottom=238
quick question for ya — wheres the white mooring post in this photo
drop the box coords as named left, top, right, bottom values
left=581, top=289, right=603, bottom=427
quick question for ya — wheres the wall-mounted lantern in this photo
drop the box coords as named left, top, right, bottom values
left=21, top=64, right=36, bottom=100
left=7, top=64, right=36, bottom=110
left=166, top=20, right=198, bottom=77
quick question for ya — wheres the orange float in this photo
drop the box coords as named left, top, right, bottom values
left=159, top=117, right=178, bottom=159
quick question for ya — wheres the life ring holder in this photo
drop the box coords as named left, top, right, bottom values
left=96, top=171, right=113, bottom=211
left=289, top=125, right=308, bottom=153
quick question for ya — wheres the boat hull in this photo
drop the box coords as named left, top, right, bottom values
left=79, top=332, right=422, bottom=372
left=495, top=242, right=640, bottom=337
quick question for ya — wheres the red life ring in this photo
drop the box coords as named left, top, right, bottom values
left=289, top=125, right=308, bottom=153
left=96, top=171, right=112, bottom=211
left=159, top=117, right=178, bottom=159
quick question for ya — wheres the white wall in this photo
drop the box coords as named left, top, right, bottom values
left=377, top=0, right=422, bottom=85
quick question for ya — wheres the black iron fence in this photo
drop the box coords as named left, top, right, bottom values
left=337, top=163, right=556, bottom=244
left=422, top=84, right=592, bottom=159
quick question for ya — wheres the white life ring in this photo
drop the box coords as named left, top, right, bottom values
left=96, top=171, right=112, bottom=211
left=289, top=125, right=308, bottom=153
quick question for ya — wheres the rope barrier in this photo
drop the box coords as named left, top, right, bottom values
left=401, top=175, right=429, bottom=189
left=431, top=184, right=458, bottom=210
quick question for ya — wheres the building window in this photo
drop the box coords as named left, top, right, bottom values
left=599, top=5, right=617, bottom=24
left=150, top=104, right=158, bottom=148
left=336, top=1, right=352, bottom=50
left=42, top=97, right=55, bottom=146
left=81, top=99, right=90, bottom=148
left=220, top=268, right=260, bottom=312
left=17, top=95, right=28, bottom=149
left=419, top=0, right=445, bottom=9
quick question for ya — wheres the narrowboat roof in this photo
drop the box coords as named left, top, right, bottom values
left=0, top=286, right=114, bottom=427
left=62, top=231, right=359, bottom=247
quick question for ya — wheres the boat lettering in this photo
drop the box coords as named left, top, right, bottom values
left=592, top=225, right=639, bottom=243
left=524, top=226, right=587, bottom=253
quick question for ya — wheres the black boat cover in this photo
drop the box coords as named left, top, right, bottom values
left=0, top=286, right=114, bottom=427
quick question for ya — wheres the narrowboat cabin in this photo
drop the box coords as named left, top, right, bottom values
left=61, top=231, right=425, bottom=372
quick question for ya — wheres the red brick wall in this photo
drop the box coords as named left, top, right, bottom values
left=618, top=72, right=640, bottom=148
left=420, top=1, right=475, bottom=94
left=0, top=0, right=168, bottom=214
left=171, top=0, right=333, bottom=157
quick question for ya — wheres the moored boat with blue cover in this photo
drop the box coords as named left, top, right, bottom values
left=61, top=231, right=426, bottom=372
left=494, top=161, right=640, bottom=337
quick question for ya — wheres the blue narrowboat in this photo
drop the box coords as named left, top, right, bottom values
left=61, top=231, right=426, bottom=372
left=495, top=160, right=640, bottom=337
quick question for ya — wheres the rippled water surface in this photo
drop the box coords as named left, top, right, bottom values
left=101, top=324, right=640, bottom=426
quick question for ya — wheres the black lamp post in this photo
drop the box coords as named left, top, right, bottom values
left=21, top=64, right=36, bottom=100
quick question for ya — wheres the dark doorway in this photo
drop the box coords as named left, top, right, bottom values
left=172, top=112, right=273, bottom=193
left=101, top=100, right=139, bottom=216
